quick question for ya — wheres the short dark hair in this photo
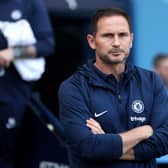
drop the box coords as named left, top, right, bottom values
left=90, top=8, right=132, bottom=35
left=153, top=53, right=168, bottom=68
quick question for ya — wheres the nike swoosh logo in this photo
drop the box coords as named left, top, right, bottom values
left=94, top=110, right=108, bottom=118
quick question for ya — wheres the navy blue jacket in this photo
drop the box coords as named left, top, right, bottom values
left=59, top=60, right=168, bottom=168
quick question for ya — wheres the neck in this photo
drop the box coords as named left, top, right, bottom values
left=94, top=61, right=126, bottom=81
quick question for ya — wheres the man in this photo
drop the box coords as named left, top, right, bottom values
left=58, top=8, right=168, bottom=168
left=153, top=54, right=168, bottom=163
left=153, top=53, right=168, bottom=92
left=0, top=0, right=54, bottom=167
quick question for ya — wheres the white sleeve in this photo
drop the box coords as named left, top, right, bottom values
left=0, top=19, right=45, bottom=81
left=0, top=19, right=36, bottom=47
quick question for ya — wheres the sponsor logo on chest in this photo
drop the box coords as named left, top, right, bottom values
left=130, top=99, right=146, bottom=123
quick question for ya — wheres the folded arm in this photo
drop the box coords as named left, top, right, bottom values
left=86, top=75, right=168, bottom=161
left=133, top=75, right=168, bottom=161
left=86, top=118, right=153, bottom=160
left=59, top=82, right=123, bottom=160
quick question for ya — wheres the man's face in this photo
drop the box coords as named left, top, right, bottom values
left=87, top=15, right=133, bottom=65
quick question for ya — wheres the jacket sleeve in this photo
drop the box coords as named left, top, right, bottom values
left=58, top=79, right=123, bottom=161
left=134, top=74, right=168, bottom=161
left=27, top=0, right=55, bottom=57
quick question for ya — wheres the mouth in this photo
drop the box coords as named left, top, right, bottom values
left=111, top=52, right=121, bottom=56
left=109, top=49, right=123, bottom=56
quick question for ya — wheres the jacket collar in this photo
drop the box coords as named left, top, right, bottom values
left=85, top=59, right=136, bottom=91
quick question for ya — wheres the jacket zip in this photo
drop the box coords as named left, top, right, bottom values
left=118, top=94, right=122, bottom=103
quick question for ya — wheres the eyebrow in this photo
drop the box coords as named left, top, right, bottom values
left=101, top=32, right=129, bottom=36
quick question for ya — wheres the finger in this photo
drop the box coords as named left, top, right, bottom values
left=86, top=119, right=101, bottom=129
left=86, top=119, right=102, bottom=130
left=86, top=118, right=99, bottom=125
left=86, top=121, right=100, bottom=131
left=86, top=122, right=99, bottom=131
left=89, top=118, right=98, bottom=122
left=86, top=118, right=105, bottom=134
left=86, top=122, right=104, bottom=134
left=86, top=123, right=101, bottom=134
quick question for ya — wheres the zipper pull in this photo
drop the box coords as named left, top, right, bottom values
left=118, top=94, right=122, bottom=103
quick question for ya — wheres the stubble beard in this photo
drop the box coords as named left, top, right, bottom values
left=99, top=54, right=128, bottom=65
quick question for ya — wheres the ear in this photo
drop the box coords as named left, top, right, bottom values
left=130, top=42, right=132, bottom=48
left=130, top=33, right=134, bottom=48
left=87, top=34, right=96, bottom=50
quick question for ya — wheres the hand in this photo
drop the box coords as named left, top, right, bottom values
left=86, top=118, right=105, bottom=134
left=0, top=48, right=14, bottom=67
left=119, top=125, right=153, bottom=155
left=137, top=125, right=153, bottom=139
left=120, top=149, right=135, bottom=160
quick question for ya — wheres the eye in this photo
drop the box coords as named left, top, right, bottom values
left=102, top=33, right=113, bottom=38
left=119, top=32, right=129, bottom=38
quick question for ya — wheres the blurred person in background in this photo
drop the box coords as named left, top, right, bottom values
left=153, top=53, right=168, bottom=93
left=153, top=53, right=168, bottom=164
left=0, top=0, right=54, bottom=167
left=58, top=8, right=168, bottom=168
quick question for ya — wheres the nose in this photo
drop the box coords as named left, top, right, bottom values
left=113, top=35, right=120, bottom=47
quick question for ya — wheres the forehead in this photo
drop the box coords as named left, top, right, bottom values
left=96, top=15, right=130, bottom=33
